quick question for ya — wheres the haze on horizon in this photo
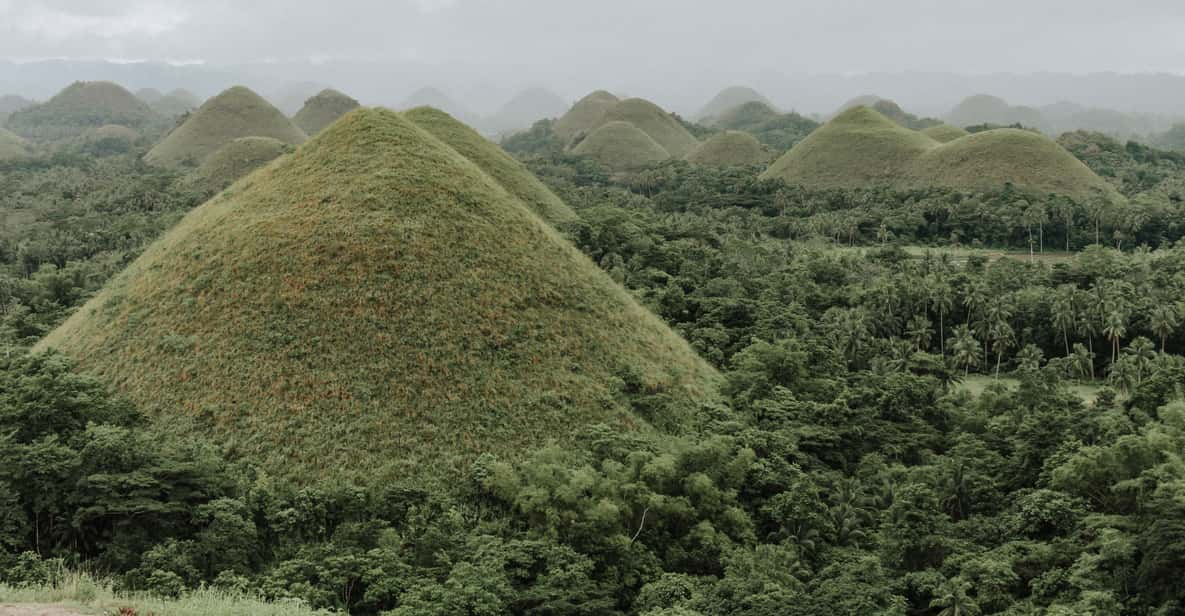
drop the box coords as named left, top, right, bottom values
left=2, top=0, right=1185, bottom=115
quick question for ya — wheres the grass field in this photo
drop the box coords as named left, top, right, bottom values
left=823, top=242, right=1078, bottom=264
left=959, top=375, right=1105, bottom=404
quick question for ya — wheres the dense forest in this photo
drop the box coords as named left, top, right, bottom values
left=1, top=108, right=1185, bottom=616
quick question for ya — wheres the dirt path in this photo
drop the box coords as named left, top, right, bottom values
left=0, top=605, right=89, bottom=616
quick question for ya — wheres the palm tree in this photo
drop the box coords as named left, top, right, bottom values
left=906, top=314, right=933, bottom=352
left=1051, top=285, right=1076, bottom=357
left=951, top=325, right=979, bottom=377
left=989, top=319, right=1015, bottom=380
left=929, top=277, right=954, bottom=356
left=1103, top=310, right=1128, bottom=366
left=1070, top=343, right=1095, bottom=381
left=930, top=578, right=982, bottom=616
left=1150, top=303, right=1180, bottom=353
left=1015, top=344, right=1043, bottom=374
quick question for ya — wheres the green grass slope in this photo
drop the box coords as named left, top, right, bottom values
left=293, top=89, right=360, bottom=135
left=602, top=98, right=700, bottom=158
left=0, top=128, right=30, bottom=160
left=686, top=130, right=771, bottom=166
left=921, top=124, right=970, bottom=143
left=405, top=106, right=577, bottom=224
left=696, top=86, right=774, bottom=122
left=571, top=121, right=672, bottom=171
left=38, top=108, right=717, bottom=485
left=761, top=106, right=939, bottom=187
left=554, top=90, right=620, bottom=142
left=5, top=81, right=158, bottom=140
left=187, top=136, right=291, bottom=194
left=908, top=128, right=1122, bottom=202
left=145, top=86, right=307, bottom=167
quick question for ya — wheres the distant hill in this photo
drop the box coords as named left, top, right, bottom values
left=946, top=94, right=1044, bottom=129
left=145, top=86, right=307, bottom=167
left=483, top=88, right=569, bottom=134
left=710, top=101, right=820, bottom=152
left=293, top=89, right=360, bottom=135
left=572, top=121, right=671, bottom=171
left=5, top=81, right=159, bottom=140
left=0, top=128, right=29, bottom=160
left=696, top=86, right=775, bottom=122
left=1153, top=124, right=1185, bottom=153
left=405, top=106, right=577, bottom=225
left=150, top=89, right=200, bottom=119
left=398, top=87, right=478, bottom=124
left=186, top=136, right=291, bottom=195
left=686, top=131, right=771, bottom=167
left=833, top=95, right=884, bottom=116
left=601, top=98, right=700, bottom=158
left=0, top=95, right=35, bottom=127
left=870, top=100, right=940, bottom=130
left=554, top=90, right=620, bottom=143
left=921, top=124, right=970, bottom=143
left=762, top=105, right=1120, bottom=202
left=38, top=107, right=718, bottom=485
left=269, top=81, right=331, bottom=116
left=135, top=88, right=164, bottom=104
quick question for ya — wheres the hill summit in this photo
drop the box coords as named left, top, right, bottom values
left=5, top=81, right=157, bottom=140
left=572, top=121, right=671, bottom=171
left=602, top=98, right=700, bottom=158
left=696, top=86, right=775, bottom=122
left=554, top=90, right=620, bottom=142
left=39, top=108, right=717, bottom=484
left=145, top=86, right=307, bottom=167
left=293, top=89, right=360, bottom=135
left=686, top=130, right=771, bottom=167
left=762, top=106, right=1121, bottom=202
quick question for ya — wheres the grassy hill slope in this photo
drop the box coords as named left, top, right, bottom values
left=292, top=89, right=360, bottom=135
left=602, top=98, right=700, bottom=158
left=554, top=90, right=620, bottom=142
left=761, top=106, right=938, bottom=187
left=572, top=121, right=671, bottom=171
left=187, top=136, right=291, bottom=194
left=145, top=86, right=306, bottom=167
left=921, top=124, right=971, bottom=143
left=38, top=108, right=717, bottom=485
left=5, top=81, right=158, bottom=140
left=686, top=130, right=771, bottom=166
left=405, top=106, right=577, bottom=224
left=0, top=128, right=29, bottom=160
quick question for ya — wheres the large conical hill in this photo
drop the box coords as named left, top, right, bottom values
left=293, top=89, right=360, bottom=135
left=38, top=108, right=718, bottom=485
left=571, top=121, right=671, bottom=171
left=554, top=90, right=620, bottom=142
left=696, top=86, right=774, bottom=122
left=405, top=106, right=577, bottom=224
left=761, top=106, right=938, bottom=188
left=5, top=81, right=158, bottom=140
left=151, top=89, right=200, bottom=118
left=602, top=98, right=700, bottom=158
left=145, top=86, right=307, bottom=167
left=686, top=130, right=771, bottom=166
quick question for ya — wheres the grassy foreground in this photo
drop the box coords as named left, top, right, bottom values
left=0, top=574, right=328, bottom=615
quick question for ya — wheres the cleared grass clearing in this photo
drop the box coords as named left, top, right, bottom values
left=959, top=375, right=1105, bottom=404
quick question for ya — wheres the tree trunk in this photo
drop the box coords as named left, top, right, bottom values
left=1063, top=326, right=1070, bottom=357
left=995, top=351, right=1003, bottom=379
left=939, top=312, right=945, bottom=356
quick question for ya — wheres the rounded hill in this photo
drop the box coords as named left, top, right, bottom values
left=908, top=128, right=1122, bottom=202
left=572, top=121, right=671, bottom=171
left=686, top=131, right=771, bottom=167
left=293, top=89, right=360, bottom=135
left=145, top=86, right=307, bottom=167
left=405, top=106, right=577, bottom=224
left=484, top=88, right=570, bottom=134
left=5, top=81, right=158, bottom=140
left=151, top=89, right=200, bottom=118
left=0, top=128, right=30, bottom=161
left=761, top=106, right=938, bottom=188
left=554, top=90, right=620, bottom=142
left=711, top=101, right=781, bottom=130
left=696, top=86, right=774, bottom=122
left=921, top=124, right=970, bottom=143
left=602, top=98, right=700, bottom=158
left=946, top=94, right=1044, bottom=129
left=38, top=108, right=717, bottom=485
left=187, top=136, right=291, bottom=194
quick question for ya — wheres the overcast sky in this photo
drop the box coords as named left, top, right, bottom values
left=2, top=0, right=1184, bottom=74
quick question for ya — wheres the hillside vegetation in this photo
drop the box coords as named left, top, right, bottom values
left=554, top=90, right=620, bottom=142
left=292, top=88, right=360, bottom=135
left=0, top=128, right=29, bottom=160
left=686, top=130, right=771, bottom=166
left=571, top=120, right=672, bottom=171
left=151, top=88, right=200, bottom=118
left=5, top=81, right=159, bottom=140
left=405, top=106, right=577, bottom=224
left=145, top=86, right=306, bottom=167
left=39, top=108, right=717, bottom=485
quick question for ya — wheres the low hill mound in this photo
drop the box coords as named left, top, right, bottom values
left=712, top=101, right=781, bottom=130
left=909, top=128, right=1122, bottom=202
left=696, top=86, right=774, bottom=122
left=484, top=88, right=569, bottom=134
left=136, top=88, right=164, bottom=104
left=686, top=131, right=771, bottom=166
left=293, top=89, right=360, bottom=135
left=761, top=106, right=938, bottom=188
left=0, top=128, right=30, bottom=161
left=38, top=108, right=717, bottom=485
left=871, top=99, right=939, bottom=130
left=554, top=90, right=619, bottom=142
left=145, top=86, right=307, bottom=167
left=833, top=94, right=884, bottom=117
left=602, top=98, right=700, bottom=158
left=947, top=94, right=1044, bottom=129
left=0, top=94, right=35, bottom=113
left=405, top=106, right=577, bottom=224
left=6, top=81, right=158, bottom=140
left=151, top=89, right=200, bottom=118
left=921, top=124, right=970, bottom=143
left=572, top=121, right=671, bottom=171
left=187, top=136, right=291, bottom=194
